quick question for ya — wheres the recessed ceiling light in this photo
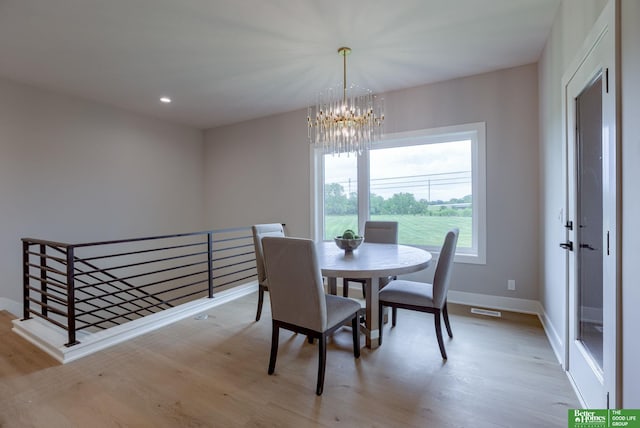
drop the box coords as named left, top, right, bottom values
left=160, top=97, right=172, bottom=104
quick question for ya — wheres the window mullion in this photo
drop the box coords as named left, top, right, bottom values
left=357, top=150, right=370, bottom=235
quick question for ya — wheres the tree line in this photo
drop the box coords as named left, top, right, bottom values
left=325, top=183, right=472, bottom=217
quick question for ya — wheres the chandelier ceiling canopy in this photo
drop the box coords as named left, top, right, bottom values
left=307, top=47, right=384, bottom=156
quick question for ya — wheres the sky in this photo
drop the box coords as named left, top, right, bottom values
left=324, top=140, right=472, bottom=201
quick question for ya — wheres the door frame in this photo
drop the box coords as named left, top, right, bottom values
left=560, top=0, right=620, bottom=409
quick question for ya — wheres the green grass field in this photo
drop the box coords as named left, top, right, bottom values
left=325, top=215, right=471, bottom=248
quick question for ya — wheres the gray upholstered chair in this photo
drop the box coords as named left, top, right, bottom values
left=261, top=236, right=361, bottom=395
left=343, top=221, right=398, bottom=298
left=378, top=228, right=459, bottom=359
left=251, top=223, right=285, bottom=321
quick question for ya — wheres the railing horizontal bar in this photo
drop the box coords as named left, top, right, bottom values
left=22, top=226, right=254, bottom=250
left=211, top=242, right=254, bottom=254
left=65, top=248, right=172, bottom=310
left=212, top=244, right=255, bottom=260
left=27, top=310, right=68, bottom=330
left=64, top=226, right=252, bottom=249
left=75, top=311, right=135, bottom=328
left=212, top=250, right=255, bottom=263
left=74, top=284, right=160, bottom=317
left=78, top=317, right=123, bottom=330
left=76, top=269, right=208, bottom=303
left=26, top=275, right=68, bottom=290
left=211, top=235, right=252, bottom=245
left=22, top=238, right=70, bottom=248
left=75, top=262, right=208, bottom=290
left=76, top=293, right=174, bottom=319
left=212, top=258, right=255, bottom=271
left=75, top=301, right=138, bottom=324
left=26, top=263, right=67, bottom=277
left=74, top=253, right=209, bottom=278
left=75, top=299, right=157, bottom=319
left=76, top=302, right=151, bottom=325
left=152, top=278, right=209, bottom=298
left=212, top=266, right=257, bottom=281
left=27, top=298, right=68, bottom=316
left=30, top=287, right=68, bottom=305
left=26, top=251, right=67, bottom=264
left=26, top=286, right=69, bottom=304
left=74, top=281, right=173, bottom=313
left=69, top=232, right=211, bottom=248
left=82, top=302, right=165, bottom=328
left=78, top=241, right=207, bottom=263
left=214, top=274, right=257, bottom=289
left=162, top=288, right=209, bottom=305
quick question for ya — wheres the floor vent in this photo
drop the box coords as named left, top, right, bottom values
left=470, top=307, right=502, bottom=318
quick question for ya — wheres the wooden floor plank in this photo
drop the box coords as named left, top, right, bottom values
left=0, top=295, right=578, bottom=427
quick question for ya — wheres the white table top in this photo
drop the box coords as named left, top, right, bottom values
left=316, top=241, right=432, bottom=279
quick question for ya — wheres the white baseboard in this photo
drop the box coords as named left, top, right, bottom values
left=538, top=305, right=565, bottom=366
left=447, top=290, right=542, bottom=315
left=11, top=282, right=258, bottom=364
left=0, top=297, right=21, bottom=318
left=446, top=290, right=568, bottom=366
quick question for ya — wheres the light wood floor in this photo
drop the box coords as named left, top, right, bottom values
left=0, top=293, right=579, bottom=427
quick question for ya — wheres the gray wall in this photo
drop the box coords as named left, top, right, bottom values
left=204, top=63, right=540, bottom=301
left=0, top=78, right=206, bottom=310
left=621, top=0, right=640, bottom=409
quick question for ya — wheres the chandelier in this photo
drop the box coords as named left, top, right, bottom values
left=307, top=47, right=384, bottom=156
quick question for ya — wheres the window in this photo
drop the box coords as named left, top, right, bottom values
left=312, top=122, right=486, bottom=264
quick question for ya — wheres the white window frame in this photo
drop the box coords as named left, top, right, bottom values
left=310, top=122, right=486, bottom=264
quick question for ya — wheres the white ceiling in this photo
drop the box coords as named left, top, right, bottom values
left=0, top=0, right=560, bottom=129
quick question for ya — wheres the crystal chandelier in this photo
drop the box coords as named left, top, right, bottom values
left=307, top=47, right=384, bottom=156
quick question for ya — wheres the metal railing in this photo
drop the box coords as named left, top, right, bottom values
left=21, top=227, right=258, bottom=347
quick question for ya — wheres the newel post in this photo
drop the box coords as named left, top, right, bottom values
left=207, top=232, right=214, bottom=298
left=65, top=246, right=79, bottom=346
left=22, top=240, right=31, bottom=321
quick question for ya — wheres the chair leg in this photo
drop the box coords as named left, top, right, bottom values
left=392, top=307, right=397, bottom=327
left=443, top=302, right=453, bottom=338
left=307, top=335, right=314, bottom=344
left=378, top=303, right=384, bottom=346
left=255, top=285, right=265, bottom=321
left=434, top=310, right=447, bottom=360
left=268, top=321, right=279, bottom=374
left=352, top=314, right=360, bottom=358
left=316, top=334, right=327, bottom=395
left=361, top=282, right=366, bottom=299
left=343, top=280, right=349, bottom=297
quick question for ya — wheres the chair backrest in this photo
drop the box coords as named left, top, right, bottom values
left=261, top=237, right=327, bottom=332
left=251, top=223, right=285, bottom=284
left=432, top=228, right=459, bottom=308
left=363, top=221, right=398, bottom=244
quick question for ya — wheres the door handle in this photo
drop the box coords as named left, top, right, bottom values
left=560, top=241, right=573, bottom=251
left=580, top=243, right=596, bottom=251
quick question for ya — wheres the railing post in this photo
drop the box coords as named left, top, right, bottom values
left=22, top=241, right=31, bottom=321
left=65, top=246, right=79, bottom=346
left=40, top=244, right=48, bottom=318
left=207, top=232, right=214, bottom=298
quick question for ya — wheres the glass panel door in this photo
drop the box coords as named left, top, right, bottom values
left=576, top=76, right=604, bottom=371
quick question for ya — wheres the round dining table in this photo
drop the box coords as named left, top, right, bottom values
left=315, top=241, right=432, bottom=349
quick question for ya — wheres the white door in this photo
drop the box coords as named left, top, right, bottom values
left=562, top=2, right=618, bottom=409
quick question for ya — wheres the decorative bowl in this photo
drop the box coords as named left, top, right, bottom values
left=334, top=236, right=364, bottom=252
